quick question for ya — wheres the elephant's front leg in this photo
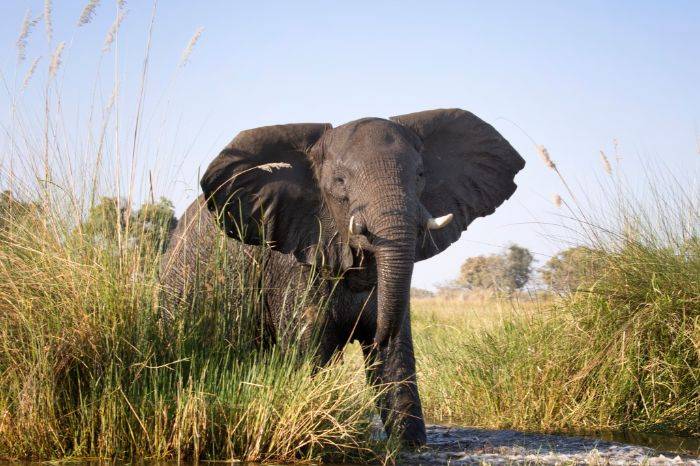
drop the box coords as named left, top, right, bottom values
left=362, top=312, right=426, bottom=447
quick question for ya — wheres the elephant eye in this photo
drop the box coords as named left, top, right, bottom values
left=416, top=170, right=426, bottom=191
left=329, top=176, right=348, bottom=200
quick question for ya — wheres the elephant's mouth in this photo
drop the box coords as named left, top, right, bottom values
left=348, top=232, right=374, bottom=253
left=342, top=243, right=378, bottom=292
left=342, top=205, right=455, bottom=285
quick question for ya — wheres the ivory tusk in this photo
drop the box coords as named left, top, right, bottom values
left=349, top=215, right=363, bottom=235
left=427, top=213, right=454, bottom=230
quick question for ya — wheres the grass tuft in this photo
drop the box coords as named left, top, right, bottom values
left=415, top=172, right=699, bottom=437
left=0, top=197, right=386, bottom=462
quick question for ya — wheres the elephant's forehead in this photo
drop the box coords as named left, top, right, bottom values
left=329, top=118, right=416, bottom=160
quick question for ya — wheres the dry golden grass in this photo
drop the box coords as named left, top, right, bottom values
left=412, top=295, right=540, bottom=332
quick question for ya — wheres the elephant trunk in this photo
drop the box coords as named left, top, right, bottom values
left=369, top=200, right=417, bottom=348
left=374, top=245, right=414, bottom=347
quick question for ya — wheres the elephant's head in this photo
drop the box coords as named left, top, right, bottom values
left=201, top=108, right=525, bottom=348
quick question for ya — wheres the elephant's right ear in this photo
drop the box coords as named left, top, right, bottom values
left=200, top=123, right=336, bottom=265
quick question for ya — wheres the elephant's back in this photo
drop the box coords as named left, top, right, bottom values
left=159, top=196, right=243, bottom=311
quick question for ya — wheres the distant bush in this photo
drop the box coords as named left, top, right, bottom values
left=80, top=196, right=178, bottom=253
left=540, top=246, right=605, bottom=293
left=410, top=287, right=435, bottom=299
left=452, top=244, right=534, bottom=294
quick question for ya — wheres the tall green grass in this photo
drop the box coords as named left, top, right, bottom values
left=0, top=4, right=392, bottom=461
left=0, top=196, right=386, bottom=462
left=415, top=173, right=699, bottom=436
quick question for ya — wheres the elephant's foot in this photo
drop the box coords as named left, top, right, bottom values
left=391, top=414, right=427, bottom=449
left=381, top=400, right=427, bottom=449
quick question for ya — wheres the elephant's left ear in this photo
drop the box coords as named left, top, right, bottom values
left=200, top=123, right=344, bottom=266
left=391, top=108, right=525, bottom=261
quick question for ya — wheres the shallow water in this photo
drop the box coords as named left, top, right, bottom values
left=2, top=425, right=697, bottom=465
left=566, top=428, right=699, bottom=456
left=430, top=419, right=700, bottom=457
left=398, top=424, right=700, bottom=465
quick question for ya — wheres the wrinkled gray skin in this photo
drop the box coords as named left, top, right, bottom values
left=160, top=108, right=525, bottom=447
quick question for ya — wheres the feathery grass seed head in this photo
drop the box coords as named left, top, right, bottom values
left=21, top=57, right=41, bottom=91
left=17, top=10, right=39, bottom=62
left=106, top=84, right=118, bottom=111
left=103, top=9, right=127, bottom=52
left=537, top=145, right=556, bottom=171
left=77, top=0, right=100, bottom=26
left=256, top=162, right=291, bottom=173
left=599, top=150, right=612, bottom=175
left=44, top=0, right=52, bottom=42
left=179, top=27, right=204, bottom=67
left=552, top=194, right=563, bottom=208
left=49, top=42, right=65, bottom=78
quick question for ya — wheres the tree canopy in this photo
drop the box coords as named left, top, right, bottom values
left=540, top=246, right=603, bottom=293
left=453, top=244, right=534, bottom=293
left=81, top=196, right=177, bottom=253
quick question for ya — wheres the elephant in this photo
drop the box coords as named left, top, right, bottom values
left=159, top=108, right=525, bottom=447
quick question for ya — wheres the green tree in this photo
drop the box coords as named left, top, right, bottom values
left=504, top=244, right=534, bottom=291
left=82, top=197, right=127, bottom=242
left=540, top=246, right=603, bottom=293
left=132, top=197, right=177, bottom=253
left=81, top=196, right=177, bottom=253
left=456, top=254, right=507, bottom=291
left=454, top=244, right=534, bottom=293
left=0, top=190, right=37, bottom=238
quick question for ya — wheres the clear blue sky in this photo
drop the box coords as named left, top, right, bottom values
left=1, top=1, right=698, bottom=289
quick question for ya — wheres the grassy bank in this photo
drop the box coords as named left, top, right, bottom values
left=0, top=201, right=386, bottom=462
left=414, top=182, right=699, bottom=436
left=3, top=182, right=696, bottom=462
left=416, top=290, right=698, bottom=435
